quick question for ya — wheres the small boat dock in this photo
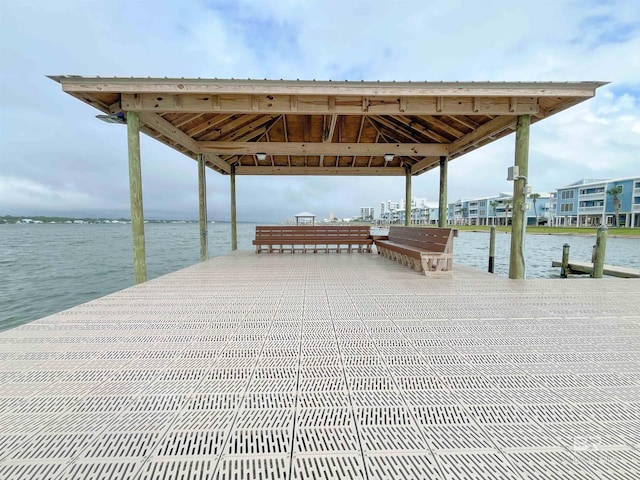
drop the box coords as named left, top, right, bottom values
left=552, top=260, right=640, bottom=278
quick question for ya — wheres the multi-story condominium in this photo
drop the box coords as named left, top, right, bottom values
left=378, top=198, right=437, bottom=224
left=448, top=193, right=551, bottom=226
left=554, top=176, right=640, bottom=227
left=360, top=207, right=375, bottom=221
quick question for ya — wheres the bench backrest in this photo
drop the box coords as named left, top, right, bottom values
left=255, top=225, right=370, bottom=239
left=388, top=226, right=456, bottom=253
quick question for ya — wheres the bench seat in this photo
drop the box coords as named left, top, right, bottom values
left=374, top=227, right=457, bottom=274
left=253, top=226, right=373, bottom=253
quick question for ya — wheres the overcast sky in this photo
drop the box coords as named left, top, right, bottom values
left=1, top=0, right=638, bottom=222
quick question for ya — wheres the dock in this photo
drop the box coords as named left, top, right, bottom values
left=2, top=251, right=640, bottom=479
left=552, top=260, right=640, bottom=278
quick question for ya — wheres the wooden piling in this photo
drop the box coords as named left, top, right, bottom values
left=197, top=154, right=208, bottom=261
left=592, top=226, right=608, bottom=278
left=509, top=114, right=530, bottom=279
left=127, top=111, right=146, bottom=284
left=488, top=225, right=496, bottom=273
left=405, top=166, right=411, bottom=226
left=438, top=156, right=448, bottom=227
left=561, top=243, right=570, bottom=278
left=230, top=163, right=237, bottom=251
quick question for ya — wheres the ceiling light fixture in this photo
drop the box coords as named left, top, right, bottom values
left=256, top=152, right=267, bottom=161
left=384, top=154, right=394, bottom=162
left=96, top=113, right=126, bottom=124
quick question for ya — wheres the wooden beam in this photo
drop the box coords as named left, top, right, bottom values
left=121, top=92, right=541, bottom=115
left=57, top=77, right=604, bottom=97
left=197, top=141, right=449, bottom=157
left=202, top=153, right=231, bottom=174
left=234, top=166, right=406, bottom=176
left=138, top=112, right=198, bottom=153
left=411, top=157, right=440, bottom=175
left=448, top=116, right=517, bottom=155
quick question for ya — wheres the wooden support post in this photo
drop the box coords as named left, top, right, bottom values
left=438, top=156, right=448, bottom=227
left=230, top=163, right=237, bottom=251
left=127, top=111, right=147, bottom=284
left=488, top=225, right=496, bottom=273
left=509, top=115, right=530, bottom=279
left=405, top=166, right=411, bottom=226
left=197, top=154, right=208, bottom=261
left=592, top=226, right=608, bottom=278
left=561, top=243, right=570, bottom=278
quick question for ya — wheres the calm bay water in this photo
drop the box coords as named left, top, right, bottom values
left=1, top=223, right=639, bottom=331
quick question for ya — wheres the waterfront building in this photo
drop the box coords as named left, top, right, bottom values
left=448, top=193, right=551, bottom=226
left=360, top=206, right=375, bottom=222
left=378, top=198, right=437, bottom=224
left=554, top=176, right=640, bottom=228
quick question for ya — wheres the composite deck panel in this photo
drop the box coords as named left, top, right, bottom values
left=1, top=251, right=639, bottom=479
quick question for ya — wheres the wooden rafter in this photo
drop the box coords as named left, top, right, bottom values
left=185, top=114, right=234, bottom=137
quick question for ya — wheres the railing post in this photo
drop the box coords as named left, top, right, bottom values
left=592, top=226, right=608, bottom=278
left=561, top=243, right=570, bottom=278
left=488, top=225, right=496, bottom=273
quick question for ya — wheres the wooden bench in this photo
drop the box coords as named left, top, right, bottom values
left=374, top=226, right=457, bottom=273
left=253, top=225, right=373, bottom=253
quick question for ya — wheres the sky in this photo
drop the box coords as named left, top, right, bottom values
left=0, top=0, right=639, bottom=222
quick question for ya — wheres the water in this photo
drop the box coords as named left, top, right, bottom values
left=1, top=224, right=639, bottom=331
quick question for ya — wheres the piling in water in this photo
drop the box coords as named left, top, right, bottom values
left=592, top=226, right=608, bottom=278
left=561, top=244, right=570, bottom=278
left=488, top=226, right=496, bottom=273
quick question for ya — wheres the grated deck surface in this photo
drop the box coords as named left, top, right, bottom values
left=1, top=251, right=639, bottom=479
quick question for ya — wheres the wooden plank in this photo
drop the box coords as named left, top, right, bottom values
left=551, top=261, right=639, bottom=278
left=197, top=141, right=448, bottom=156
left=121, top=92, right=541, bottom=115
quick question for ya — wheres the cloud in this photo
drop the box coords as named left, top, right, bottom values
left=0, top=0, right=638, bottom=221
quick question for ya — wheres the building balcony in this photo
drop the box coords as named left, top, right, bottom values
left=579, top=192, right=605, bottom=201
left=578, top=206, right=604, bottom=213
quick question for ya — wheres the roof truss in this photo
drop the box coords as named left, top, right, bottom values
left=50, top=77, right=606, bottom=176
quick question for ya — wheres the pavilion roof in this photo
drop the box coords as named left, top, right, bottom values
left=49, top=76, right=606, bottom=176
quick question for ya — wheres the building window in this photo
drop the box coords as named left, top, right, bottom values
left=561, top=190, right=575, bottom=199
left=560, top=203, right=573, bottom=212
left=579, top=187, right=605, bottom=195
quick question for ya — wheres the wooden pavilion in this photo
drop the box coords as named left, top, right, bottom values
left=49, top=77, right=605, bottom=280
